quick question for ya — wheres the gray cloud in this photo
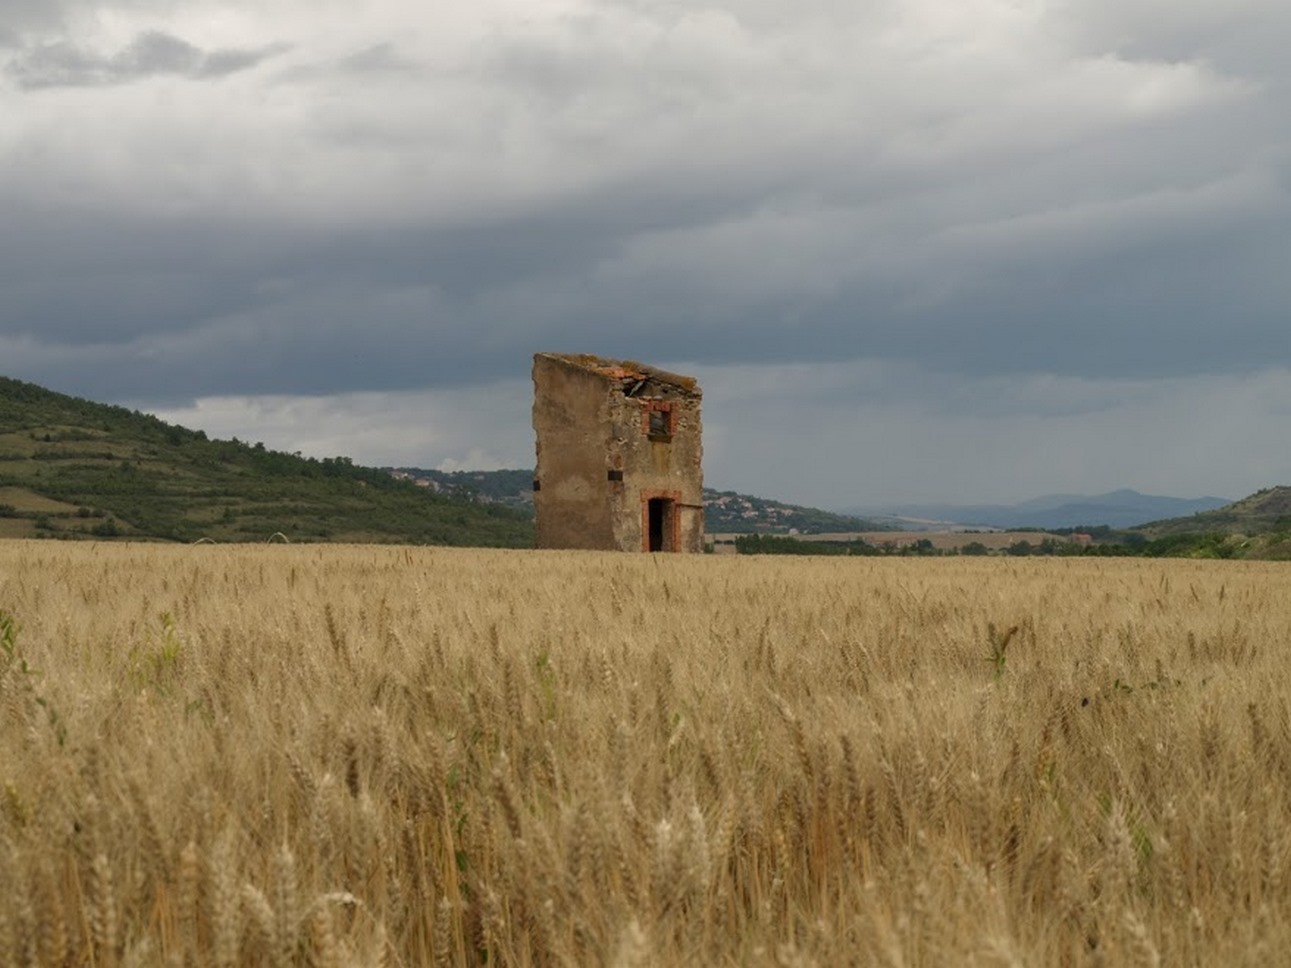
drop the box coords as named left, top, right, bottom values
left=337, top=42, right=416, bottom=74
left=8, top=29, right=286, bottom=87
left=0, top=0, right=67, bottom=36
left=3, top=0, right=1291, bottom=503
left=1049, top=0, right=1291, bottom=75
left=2, top=168, right=1287, bottom=402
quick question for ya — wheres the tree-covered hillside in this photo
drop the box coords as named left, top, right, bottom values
left=1135, top=486, right=1291, bottom=537
left=0, top=376, right=532, bottom=546
left=388, top=468, right=535, bottom=510
left=1126, top=486, right=1291, bottom=559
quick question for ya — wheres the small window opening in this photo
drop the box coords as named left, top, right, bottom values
left=647, top=407, right=673, bottom=440
left=608, top=469, right=624, bottom=482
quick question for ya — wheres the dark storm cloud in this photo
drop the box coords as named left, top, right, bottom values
left=4, top=137, right=1289, bottom=402
left=2, top=0, right=1291, bottom=505
left=5, top=169, right=1287, bottom=408
left=8, top=29, right=285, bottom=88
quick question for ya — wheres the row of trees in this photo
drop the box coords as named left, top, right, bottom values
left=733, top=532, right=1240, bottom=559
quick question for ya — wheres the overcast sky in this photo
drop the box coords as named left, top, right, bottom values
left=2, top=0, right=1289, bottom=508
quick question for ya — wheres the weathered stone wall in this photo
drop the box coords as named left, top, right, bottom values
left=606, top=390, right=704, bottom=553
left=532, top=355, right=616, bottom=550
left=532, top=353, right=705, bottom=552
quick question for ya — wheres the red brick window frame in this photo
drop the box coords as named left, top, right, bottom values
left=642, top=401, right=674, bottom=440
left=641, top=489, right=682, bottom=552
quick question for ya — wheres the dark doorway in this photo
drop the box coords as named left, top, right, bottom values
left=647, top=497, right=673, bottom=552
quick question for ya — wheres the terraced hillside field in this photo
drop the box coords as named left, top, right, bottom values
left=1, top=544, right=1288, bottom=966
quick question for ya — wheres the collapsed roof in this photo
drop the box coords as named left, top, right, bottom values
left=537, top=353, right=701, bottom=398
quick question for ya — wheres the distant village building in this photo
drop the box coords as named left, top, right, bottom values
left=532, top=353, right=704, bottom=552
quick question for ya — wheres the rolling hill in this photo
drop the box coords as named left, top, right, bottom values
left=844, top=489, right=1231, bottom=530
left=1132, top=485, right=1291, bottom=551
left=1135, top=486, right=1291, bottom=535
left=0, top=375, right=532, bottom=545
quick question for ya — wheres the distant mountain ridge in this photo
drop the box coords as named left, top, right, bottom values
left=843, top=489, right=1232, bottom=531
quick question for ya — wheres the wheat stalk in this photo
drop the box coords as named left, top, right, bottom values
left=2, top=546, right=1291, bottom=965
left=90, top=852, right=119, bottom=967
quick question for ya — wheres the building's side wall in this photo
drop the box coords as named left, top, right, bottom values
left=608, top=392, right=705, bottom=553
left=532, top=356, right=616, bottom=549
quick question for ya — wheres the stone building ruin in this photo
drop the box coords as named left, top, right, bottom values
left=532, top=353, right=704, bottom=552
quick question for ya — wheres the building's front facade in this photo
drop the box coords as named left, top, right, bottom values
left=532, top=353, right=704, bottom=552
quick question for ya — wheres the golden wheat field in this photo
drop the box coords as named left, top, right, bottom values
left=1, top=542, right=1290, bottom=966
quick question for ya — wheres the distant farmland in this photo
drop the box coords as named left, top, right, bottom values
left=707, top=530, right=1061, bottom=553
left=811, top=530, right=1060, bottom=550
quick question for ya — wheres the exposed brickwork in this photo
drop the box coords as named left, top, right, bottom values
left=641, top=401, right=674, bottom=438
